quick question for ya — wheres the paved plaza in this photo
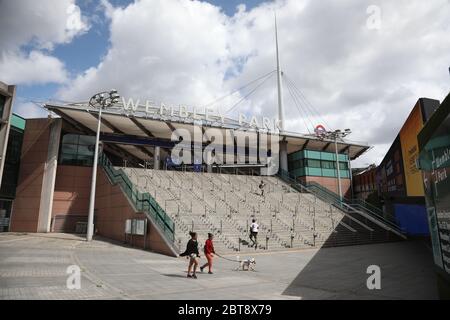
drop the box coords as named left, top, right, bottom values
left=0, top=233, right=439, bottom=300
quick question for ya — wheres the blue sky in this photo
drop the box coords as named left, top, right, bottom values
left=15, top=0, right=266, bottom=106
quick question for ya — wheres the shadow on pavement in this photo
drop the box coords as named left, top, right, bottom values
left=282, top=240, right=438, bottom=300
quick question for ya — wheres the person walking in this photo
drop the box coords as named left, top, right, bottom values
left=259, top=180, right=266, bottom=197
left=249, top=219, right=259, bottom=249
left=200, top=233, right=216, bottom=274
left=180, top=232, right=200, bottom=279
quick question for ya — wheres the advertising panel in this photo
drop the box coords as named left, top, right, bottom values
left=419, top=97, right=450, bottom=275
left=400, top=103, right=425, bottom=197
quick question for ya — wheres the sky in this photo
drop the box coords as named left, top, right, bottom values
left=0, top=0, right=449, bottom=167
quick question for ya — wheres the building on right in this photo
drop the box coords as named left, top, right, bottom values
left=418, top=91, right=450, bottom=299
left=353, top=97, right=440, bottom=236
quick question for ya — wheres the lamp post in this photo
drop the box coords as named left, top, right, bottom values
left=317, top=128, right=352, bottom=202
left=86, top=89, right=120, bottom=241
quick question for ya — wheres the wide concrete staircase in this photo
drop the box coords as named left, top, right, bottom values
left=120, top=167, right=404, bottom=254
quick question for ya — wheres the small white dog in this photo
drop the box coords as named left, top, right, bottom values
left=238, top=258, right=256, bottom=271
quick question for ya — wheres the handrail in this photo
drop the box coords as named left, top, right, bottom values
left=100, top=154, right=176, bottom=243
left=306, top=181, right=397, bottom=224
left=276, top=169, right=406, bottom=235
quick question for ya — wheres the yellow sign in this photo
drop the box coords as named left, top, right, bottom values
left=399, top=102, right=425, bottom=197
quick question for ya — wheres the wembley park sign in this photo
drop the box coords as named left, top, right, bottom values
left=118, top=98, right=282, bottom=175
left=120, top=97, right=283, bottom=133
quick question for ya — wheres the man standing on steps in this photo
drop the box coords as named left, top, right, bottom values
left=259, top=180, right=266, bottom=197
left=249, top=219, right=259, bottom=249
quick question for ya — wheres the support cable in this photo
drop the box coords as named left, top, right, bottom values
left=284, top=75, right=334, bottom=132
left=202, top=70, right=277, bottom=109
left=224, top=72, right=276, bottom=115
left=284, top=79, right=313, bottom=134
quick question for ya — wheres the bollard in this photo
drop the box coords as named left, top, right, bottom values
left=238, top=239, right=241, bottom=252
left=290, top=235, right=294, bottom=248
left=266, top=236, right=269, bottom=250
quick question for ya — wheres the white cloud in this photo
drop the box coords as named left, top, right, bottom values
left=0, top=51, right=68, bottom=85
left=0, top=0, right=89, bottom=51
left=55, top=0, right=450, bottom=165
left=0, top=0, right=89, bottom=85
left=59, top=0, right=233, bottom=105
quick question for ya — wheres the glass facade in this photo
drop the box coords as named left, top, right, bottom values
left=0, top=127, right=24, bottom=198
left=288, top=150, right=350, bottom=179
left=418, top=95, right=450, bottom=277
left=59, top=134, right=95, bottom=167
left=0, top=95, right=5, bottom=117
left=0, top=200, right=12, bottom=232
left=0, top=114, right=25, bottom=232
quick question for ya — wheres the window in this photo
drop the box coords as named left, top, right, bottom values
left=288, top=159, right=305, bottom=170
left=321, top=161, right=335, bottom=169
left=306, top=159, right=321, bottom=168
left=339, top=162, right=348, bottom=170
left=60, top=134, right=95, bottom=167
left=0, top=128, right=24, bottom=199
left=0, top=95, right=5, bottom=118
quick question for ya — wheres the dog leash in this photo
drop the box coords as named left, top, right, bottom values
left=215, top=253, right=243, bottom=263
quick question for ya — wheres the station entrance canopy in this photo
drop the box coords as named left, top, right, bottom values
left=44, top=102, right=370, bottom=163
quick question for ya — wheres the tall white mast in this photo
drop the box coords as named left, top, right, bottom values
left=275, top=12, right=285, bottom=133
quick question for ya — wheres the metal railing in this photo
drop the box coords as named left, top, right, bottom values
left=100, top=154, right=176, bottom=243
left=276, top=169, right=406, bottom=236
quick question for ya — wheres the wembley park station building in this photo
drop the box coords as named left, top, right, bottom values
left=1, top=76, right=417, bottom=260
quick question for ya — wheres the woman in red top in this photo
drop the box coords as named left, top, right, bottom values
left=200, top=233, right=215, bottom=274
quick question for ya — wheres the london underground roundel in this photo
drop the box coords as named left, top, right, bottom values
left=314, top=125, right=327, bottom=136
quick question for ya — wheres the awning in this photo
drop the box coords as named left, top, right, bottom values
left=45, top=102, right=370, bottom=161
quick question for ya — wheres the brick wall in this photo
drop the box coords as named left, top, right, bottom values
left=10, top=119, right=51, bottom=232
left=95, top=167, right=176, bottom=257
left=51, top=165, right=91, bottom=232
left=299, top=176, right=351, bottom=198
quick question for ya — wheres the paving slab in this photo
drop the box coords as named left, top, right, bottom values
left=0, top=233, right=439, bottom=300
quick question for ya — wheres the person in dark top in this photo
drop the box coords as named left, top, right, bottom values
left=180, top=232, right=200, bottom=279
left=259, top=180, right=266, bottom=196
left=200, top=233, right=216, bottom=274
